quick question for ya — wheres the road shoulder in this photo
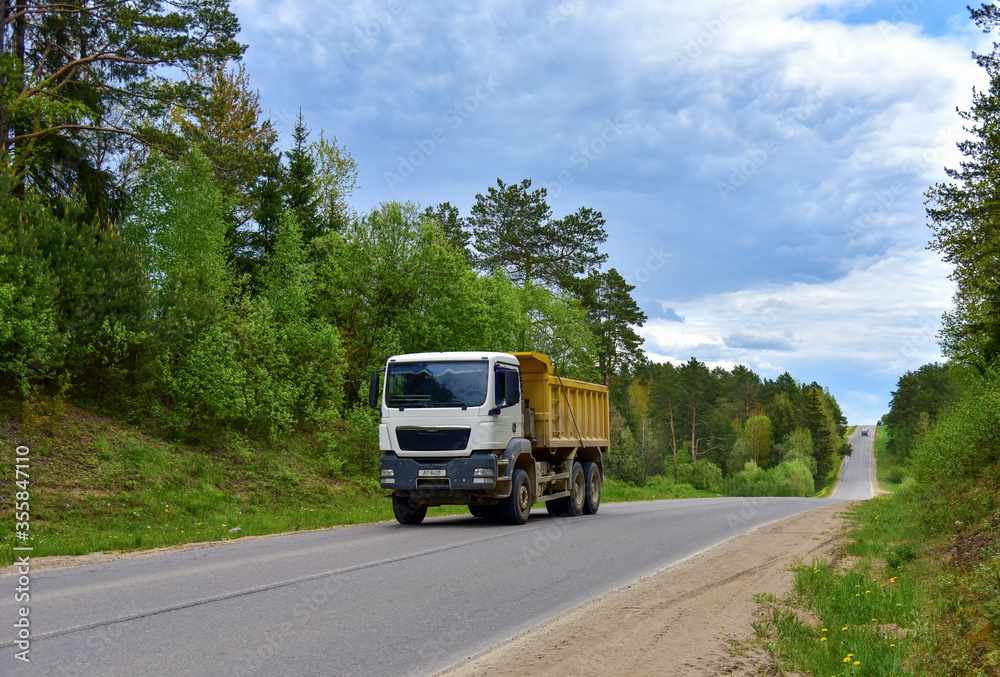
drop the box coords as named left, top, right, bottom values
left=437, top=501, right=853, bottom=677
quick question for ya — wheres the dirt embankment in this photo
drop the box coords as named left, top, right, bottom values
left=437, top=502, right=852, bottom=677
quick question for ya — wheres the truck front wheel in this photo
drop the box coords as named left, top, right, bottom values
left=583, top=461, right=601, bottom=514
left=500, top=469, right=532, bottom=525
left=392, top=495, right=427, bottom=525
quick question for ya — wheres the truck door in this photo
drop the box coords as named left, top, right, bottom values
left=493, top=363, right=522, bottom=443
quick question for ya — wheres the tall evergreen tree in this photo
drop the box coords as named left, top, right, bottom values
left=285, top=111, right=321, bottom=243
left=1, top=0, right=244, bottom=220
left=424, top=202, right=471, bottom=259
left=572, top=268, right=647, bottom=376
left=926, top=4, right=1000, bottom=365
left=468, top=178, right=607, bottom=289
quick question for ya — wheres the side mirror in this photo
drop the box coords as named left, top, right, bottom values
left=504, top=370, right=520, bottom=407
left=368, top=370, right=384, bottom=409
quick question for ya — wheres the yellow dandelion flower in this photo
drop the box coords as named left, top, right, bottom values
left=842, top=626, right=848, bottom=631
left=822, top=628, right=828, bottom=632
left=890, top=643, right=896, bottom=648
left=854, top=661, right=860, bottom=666
left=843, top=657, right=851, bottom=663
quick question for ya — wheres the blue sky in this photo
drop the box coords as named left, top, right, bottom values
left=231, top=0, right=988, bottom=424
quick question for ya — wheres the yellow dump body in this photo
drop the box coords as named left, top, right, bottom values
left=513, top=352, right=610, bottom=453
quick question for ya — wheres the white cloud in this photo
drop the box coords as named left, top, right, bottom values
left=641, top=248, right=953, bottom=376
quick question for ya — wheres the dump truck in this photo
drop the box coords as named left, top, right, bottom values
left=370, top=351, right=610, bottom=525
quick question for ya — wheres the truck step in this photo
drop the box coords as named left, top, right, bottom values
left=542, top=490, right=571, bottom=501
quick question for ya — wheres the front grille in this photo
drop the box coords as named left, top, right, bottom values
left=396, top=427, right=470, bottom=452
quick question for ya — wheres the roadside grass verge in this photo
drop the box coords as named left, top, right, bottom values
left=756, top=476, right=1000, bottom=676
left=814, top=459, right=843, bottom=498
left=875, top=424, right=908, bottom=493
left=602, top=478, right=716, bottom=502
left=752, top=493, right=933, bottom=676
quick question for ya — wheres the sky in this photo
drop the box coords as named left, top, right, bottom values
left=230, top=0, right=989, bottom=424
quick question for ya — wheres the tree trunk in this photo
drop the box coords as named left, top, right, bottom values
left=690, top=396, right=698, bottom=462
left=669, top=400, right=677, bottom=483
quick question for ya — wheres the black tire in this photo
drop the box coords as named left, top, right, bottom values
left=547, top=461, right=585, bottom=517
left=392, top=495, right=427, bottom=525
left=500, top=469, right=532, bottom=525
left=583, top=461, right=601, bottom=515
left=468, top=504, right=497, bottom=519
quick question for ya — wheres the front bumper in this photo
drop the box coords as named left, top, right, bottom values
left=379, top=451, right=498, bottom=498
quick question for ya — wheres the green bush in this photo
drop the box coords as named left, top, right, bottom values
left=910, top=368, right=1000, bottom=523
left=722, top=460, right=814, bottom=497
left=680, top=459, right=722, bottom=493
left=884, top=466, right=909, bottom=485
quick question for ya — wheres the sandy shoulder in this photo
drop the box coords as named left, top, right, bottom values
left=437, top=502, right=852, bottom=677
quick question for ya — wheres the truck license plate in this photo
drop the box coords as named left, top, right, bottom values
left=418, top=469, right=447, bottom=477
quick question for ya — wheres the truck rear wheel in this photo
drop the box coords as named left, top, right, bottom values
left=583, top=461, right=601, bottom=514
left=500, top=469, right=532, bottom=525
left=546, top=461, right=585, bottom=517
left=392, top=495, right=427, bottom=525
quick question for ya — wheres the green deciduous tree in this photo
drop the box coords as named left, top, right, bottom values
left=311, top=130, right=358, bottom=234
left=127, top=149, right=234, bottom=434
left=313, top=202, right=517, bottom=404
left=883, top=362, right=961, bottom=458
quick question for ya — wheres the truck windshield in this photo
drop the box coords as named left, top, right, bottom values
left=385, top=361, right=489, bottom=408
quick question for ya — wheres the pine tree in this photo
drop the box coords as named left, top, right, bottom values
left=468, top=178, right=607, bottom=289
left=926, top=4, right=1000, bottom=365
left=285, top=111, right=321, bottom=243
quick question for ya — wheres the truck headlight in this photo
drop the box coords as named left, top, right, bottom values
left=380, top=469, right=394, bottom=477
left=473, top=468, right=494, bottom=477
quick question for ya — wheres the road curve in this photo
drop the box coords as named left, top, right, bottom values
left=1, top=460, right=873, bottom=676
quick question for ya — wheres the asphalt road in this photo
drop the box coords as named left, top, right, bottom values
left=834, top=425, right=877, bottom=500
left=1, top=437, right=875, bottom=677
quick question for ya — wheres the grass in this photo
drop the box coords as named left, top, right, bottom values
left=752, top=494, right=934, bottom=676
left=756, top=471, right=1000, bottom=676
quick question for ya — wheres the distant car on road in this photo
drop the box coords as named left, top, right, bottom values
left=861, top=428, right=868, bottom=436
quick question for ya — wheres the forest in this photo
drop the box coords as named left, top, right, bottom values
left=0, top=0, right=849, bottom=497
